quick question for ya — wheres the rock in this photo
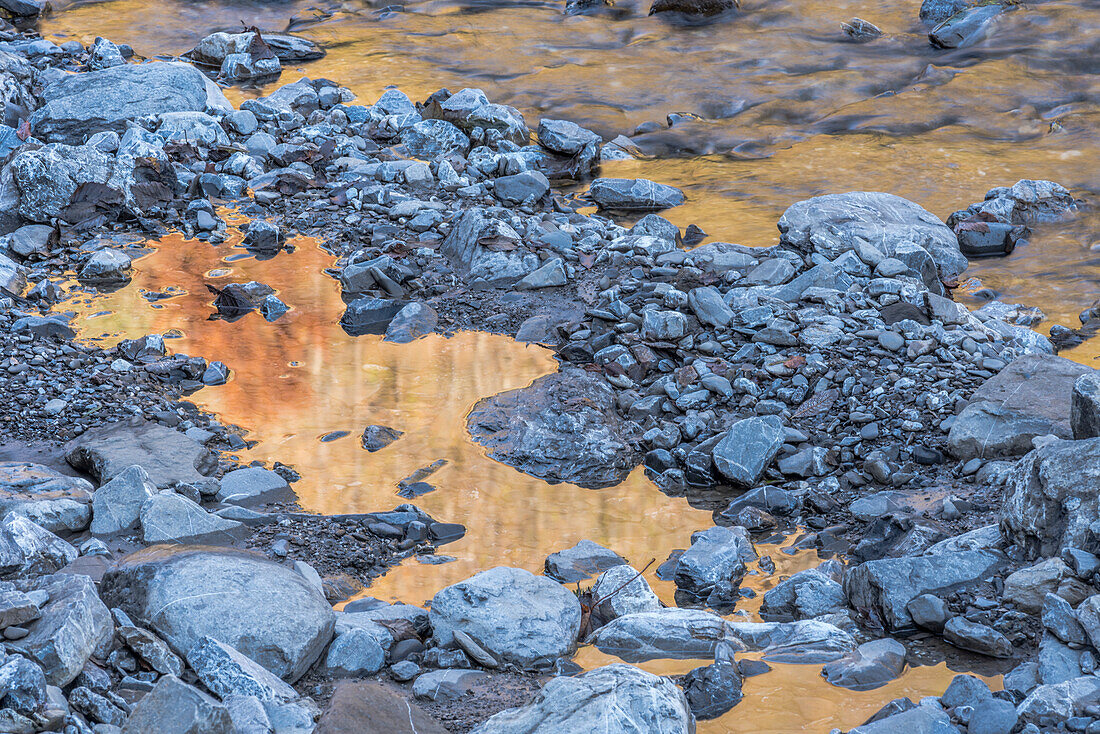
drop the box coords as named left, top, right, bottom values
left=8, top=224, right=56, bottom=258
left=591, top=565, right=662, bottom=620
left=1002, top=558, right=1070, bottom=613
left=943, top=617, right=1013, bottom=658
left=412, top=669, right=488, bottom=702
left=242, top=220, right=283, bottom=252
left=440, top=208, right=539, bottom=285
left=0, top=462, right=93, bottom=536
left=1042, top=593, right=1086, bottom=645
left=467, top=368, right=641, bottom=489
left=760, top=563, right=846, bottom=621
left=947, top=355, right=1094, bottom=460
left=0, top=656, right=46, bottom=714
left=688, top=286, right=734, bottom=327
left=100, top=546, right=335, bottom=682
left=641, top=309, right=687, bottom=340
left=1000, top=437, right=1100, bottom=559
left=921, top=0, right=970, bottom=25
left=1037, top=632, right=1079, bottom=684
left=537, top=119, right=600, bottom=155
left=0, top=588, right=39, bottom=629
left=544, top=540, right=626, bottom=583
left=214, top=467, right=292, bottom=507
left=31, top=62, right=230, bottom=144
left=139, top=492, right=246, bottom=545
left=649, top=0, right=736, bottom=14
left=157, top=112, right=229, bottom=148
left=515, top=258, right=567, bottom=290
left=10, top=144, right=133, bottom=224
left=10, top=574, right=112, bottom=686
left=844, top=551, right=1003, bottom=632
left=587, top=608, right=739, bottom=661
left=588, top=178, right=685, bottom=211
left=1072, top=373, right=1100, bottom=439
left=851, top=705, right=958, bottom=734
left=822, top=638, right=906, bottom=691
left=843, top=17, right=884, bottom=41
left=340, top=297, right=408, bottom=336
left=906, top=594, right=948, bottom=632
left=188, top=32, right=325, bottom=65
left=90, top=464, right=156, bottom=536
left=383, top=302, right=439, bottom=343
left=403, top=119, right=470, bottom=158
left=711, top=415, right=785, bottom=487
left=0, top=514, right=77, bottom=576
left=930, top=3, right=1010, bottom=49
left=185, top=636, right=298, bottom=702
left=321, top=628, right=386, bottom=676
left=430, top=567, right=580, bottom=669
left=470, top=664, right=692, bottom=734
left=1073, top=595, right=1100, bottom=651
left=0, top=253, right=25, bottom=295
left=673, top=525, right=756, bottom=607
left=969, top=698, right=1018, bottom=734
left=315, top=681, right=448, bottom=734
left=121, top=675, right=233, bottom=734
left=118, top=624, right=183, bottom=676
left=79, top=249, right=132, bottom=284
left=493, top=170, right=550, bottom=204
left=66, top=421, right=217, bottom=488
left=681, top=661, right=742, bottom=719
left=777, top=191, right=967, bottom=281
left=1016, top=676, right=1100, bottom=725
left=727, top=620, right=855, bottom=663
left=220, top=53, right=281, bottom=81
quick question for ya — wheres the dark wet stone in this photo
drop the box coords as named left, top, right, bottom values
left=681, top=661, right=742, bottom=719
left=544, top=540, right=627, bottom=583
left=649, top=0, right=736, bottom=16
left=340, top=297, right=408, bottom=336
left=360, top=425, right=404, bottom=452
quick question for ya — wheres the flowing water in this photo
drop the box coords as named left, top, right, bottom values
left=37, top=0, right=1100, bottom=725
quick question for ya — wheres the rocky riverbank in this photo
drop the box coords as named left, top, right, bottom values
left=0, top=16, right=1095, bottom=734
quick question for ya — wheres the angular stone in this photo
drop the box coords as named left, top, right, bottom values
left=66, top=421, right=217, bottom=488
left=681, top=661, right=742, bottom=720
left=726, top=620, right=855, bottom=663
left=943, top=617, right=1013, bottom=658
left=1003, top=558, right=1070, bottom=613
left=90, top=465, right=156, bottom=536
left=760, top=563, right=846, bottom=621
left=843, top=551, right=1003, bottom=632
left=673, top=526, right=756, bottom=606
left=214, top=467, right=292, bottom=507
left=440, top=209, right=539, bottom=285
left=1016, top=676, right=1100, bottom=725
left=467, top=368, right=641, bottom=489
left=121, top=675, right=233, bottom=734
left=118, top=624, right=183, bottom=677
left=139, top=492, right=246, bottom=545
left=412, top=669, right=488, bottom=701
left=470, top=664, right=692, bottom=734
left=930, top=3, right=1009, bottom=49
left=688, top=286, right=734, bottom=327
left=0, top=514, right=76, bottom=576
left=10, top=574, right=112, bottom=686
left=850, top=705, right=958, bottom=734
left=1072, top=372, right=1100, bottom=440
left=821, top=638, right=907, bottom=691
left=493, top=170, right=550, bottom=205
left=587, top=608, right=740, bottom=662
left=591, top=565, right=662, bottom=620
left=712, top=416, right=785, bottom=487
left=430, top=567, right=580, bottom=669
left=359, top=425, right=403, bottom=452
left=321, top=628, right=386, bottom=676
left=588, top=178, right=685, bottom=211
left=100, top=546, right=335, bottom=682
left=544, top=540, right=627, bottom=583
left=537, top=119, right=600, bottom=155
left=186, top=636, right=298, bottom=702
left=384, top=302, right=439, bottom=342
left=0, top=656, right=46, bottom=715
left=339, top=297, right=407, bottom=337
left=315, top=681, right=448, bottom=734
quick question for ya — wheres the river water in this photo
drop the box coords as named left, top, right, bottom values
left=38, top=0, right=1100, bottom=727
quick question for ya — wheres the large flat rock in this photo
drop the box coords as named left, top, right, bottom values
left=66, top=421, right=217, bottom=489
left=100, top=546, right=335, bottom=682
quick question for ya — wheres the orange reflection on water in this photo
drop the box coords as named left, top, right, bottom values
left=67, top=229, right=714, bottom=604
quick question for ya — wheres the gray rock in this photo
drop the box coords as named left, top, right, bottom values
left=0, top=514, right=77, bottom=576
left=8, top=224, right=56, bottom=258
left=383, top=302, right=439, bottom=343
left=31, top=62, right=230, bottom=144
left=1000, top=437, right=1100, bottom=559
left=0, top=462, right=93, bottom=536
left=0, top=656, right=46, bottom=714
left=821, top=638, right=906, bottom=691
left=467, top=368, right=641, bottom=489
left=777, top=191, right=967, bottom=281
left=760, top=563, right=846, bottom=621
left=544, top=540, right=626, bottom=583
left=10, top=574, right=112, bottom=686
left=79, top=249, right=132, bottom=283
left=359, top=425, right=403, bottom=452
left=586, top=608, right=739, bottom=661
left=514, top=258, right=567, bottom=290
left=470, top=664, right=692, bottom=734
left=322, top=628, right=386, bottom=676
left=403, top=119, right=470, bottom=158
left=747, top=258, right=796, bottom=286
left=118, top=624, right=183, bottom=676
left=188, top=31, right=325, bottom=65
left=588, top=178, right=685, bottom=211
left=100, top=546, right=335, bottom=682
left=186, top=636, right=298, bottom=702
left=440, top=209, right=539, bottom=285
left=1073, top=595, right=1100, bottom=652
left=537, top=119, right=600, bottom=155
left=1003, top=558, right=1070, bottom=613
left=969, top=698, right=1018, bottom=734
left=10, top=144, right=133, bottom=224
left=242, top=220, right=282, bottom=252
left=90, top=465, right=156, bottom=536
left=844, top=551, right=1003, bottom=632
left=340, top=297, right=408, bottom=336
left=711, top=415, right=785, bottom=487
left=681, top=660, right=742, bottom=720
left=0, top=253, right=25, bottom=295
left=139, top=492, right=246, bottom=545
left=1072, top=373, right=1100, bottom=440
left=727, top=619, right=855, bottom=663
left=220, top=53, right=281, bottom=81
left=641, top=309, right=687, bottom=341
left=493, top=171, right=549, bottom=204
left=920, top=0, right=970, bottom=25
left=0, top=588, right=39, bottom=629
left=157, top=111, right=229, bottom=148
left=224, top=695, right=272, bottom=734
left=121, top=675, right=233, bottom=734
left=66, top=421, right=217, bottom=488
left=214, top=467, right=292, bottom=507
left=906, top=594, right=948, bottom=632
left=850, top=705, right=958, bottom=734
left=674, top=526, right=756, bottom=606
left=1043, top=593, right=1086, bottom=645
left=688, top=286, right=734, bottom=327
left=430, top=567, right=580, bottom=669
left=930, top=3, right=1010, bottom=49
left=412, top=669, right=488, bottom=702
left=1016, top=676, right=1100, bottom=725
left=948, top=354, right=1094, bottom=460
left=943, top=617, right=1013, bottom=658
left=591, top=565, right=662, bottom=620
left=1037, top=632, right=1080, bottom=684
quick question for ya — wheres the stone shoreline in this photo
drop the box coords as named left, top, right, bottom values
left=0, top=21, right=1095, bottom=734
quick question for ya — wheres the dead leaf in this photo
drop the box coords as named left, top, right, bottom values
left=784, top=354, right=806, bottom=370
left=792, top=388, right=839, bottom=419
